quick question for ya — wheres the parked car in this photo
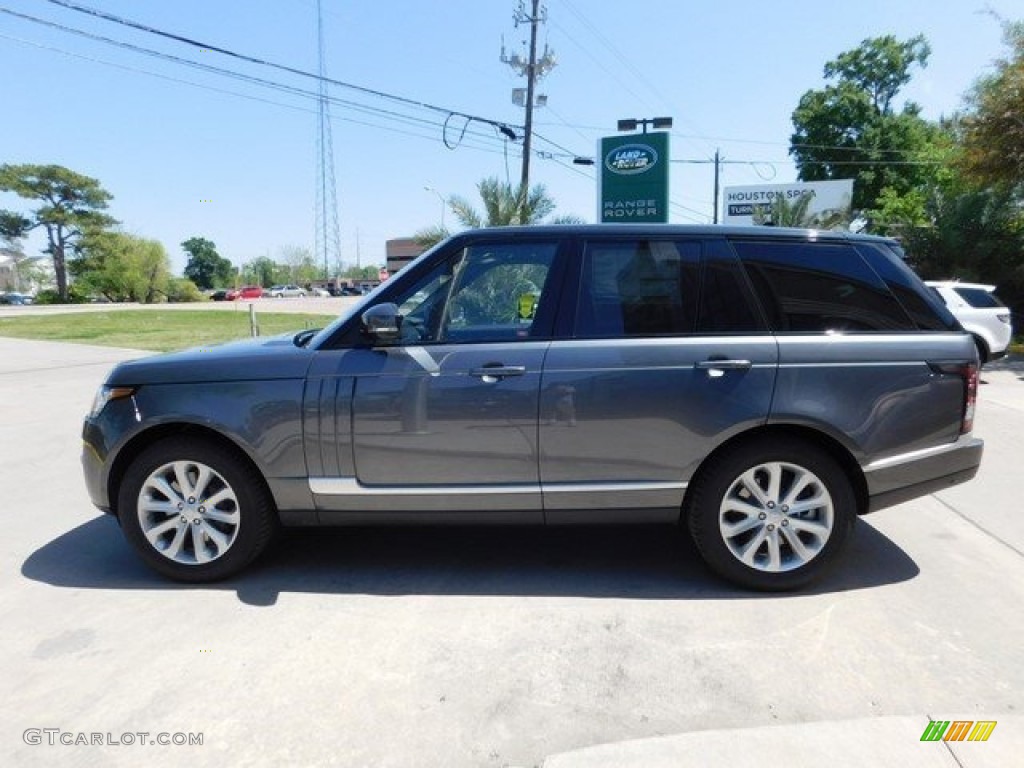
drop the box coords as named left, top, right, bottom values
left=0, top=292, right=33, bottom=305
left=925, top=281, right=1012, bottom=365
left=82, top=225, right=983, bottom=590
left=267, top=284, right=306, bottom=298
left=227, top=285, right=264, bottom=300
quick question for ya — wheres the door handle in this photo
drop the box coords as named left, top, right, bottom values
left=470, top=365, right=527, bottom=382
left=695, top=358, right=752, bottom=371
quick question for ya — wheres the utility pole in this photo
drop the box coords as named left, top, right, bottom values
left=713, top=149, right=721, bottom=224
left=501, top=1, right=556, bottom=197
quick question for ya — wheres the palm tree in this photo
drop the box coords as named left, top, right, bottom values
left=415, top=177, right=581, bottom=248
left=752, top=191, right=850, bottom=229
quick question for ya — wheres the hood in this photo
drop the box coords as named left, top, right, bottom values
left=106, top=333, right=314, bottom=386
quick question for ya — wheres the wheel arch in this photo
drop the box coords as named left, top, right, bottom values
left=684, top=424, right=869, bottom=518
left=107, top=423, right=276, bottom=518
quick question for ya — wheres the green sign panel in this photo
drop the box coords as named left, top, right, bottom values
left=599, top=131, right=669, bottom=223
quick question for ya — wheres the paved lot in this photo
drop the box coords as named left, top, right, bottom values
left=0, top=336, right=1021, bottom=767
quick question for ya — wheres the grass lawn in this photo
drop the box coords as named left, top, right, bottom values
left=0, top=310, right=339, bottom=352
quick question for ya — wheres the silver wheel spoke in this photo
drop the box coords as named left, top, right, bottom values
left=191, top=465, right=214, bottom=500
left=173, top=462, right=195, bottom=498
left=765, top=463, right=783, bottom=505
left=781, top=525, right=813, bottom=563
left=722, top=514, right=764, bottom=539
left=164, top=521, right=189, bottom=559
left=144, top=517, right=182, bottom=545
left=140, top=499, right=179, bottom=516
left=738, top=469, right=771, bottom=506
left=788, top=493, right=829, bottom=517
left=192, top=526, right=211, bottom=564
left=740, top=527, right=769, bottom=566
left=150, top=476, right=183, bottom=505
left=202, top=507, right=238, bottom=525
left=781, top=469, right=814, bottom=507
left=766, top=529, right=782, bottom=570
left=199, top=521, right=230, bottom=556
left=203, top=487, right=233, bottom=508
left=787, top=517, right=830, bottom=539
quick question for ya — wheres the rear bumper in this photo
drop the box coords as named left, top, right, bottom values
left=862, top=436, right=984, bottom=513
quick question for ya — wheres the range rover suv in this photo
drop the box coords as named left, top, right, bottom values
left=82, top=226, right=983, bottom=590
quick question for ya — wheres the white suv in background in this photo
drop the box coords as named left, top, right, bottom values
left=926, top=281, right=1013, bottom=365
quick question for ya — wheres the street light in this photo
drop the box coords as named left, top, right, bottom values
left=617, top=116, right=673, bottom=133
left=424, top=186, right=446, bottom=229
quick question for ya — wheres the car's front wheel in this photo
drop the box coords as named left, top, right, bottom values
left=117, top=437, right=278, bottom=582
left=686, top=436, right=855, bottom=591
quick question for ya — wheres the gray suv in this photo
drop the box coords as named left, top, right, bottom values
left=82, top=226, right=983, bottom=590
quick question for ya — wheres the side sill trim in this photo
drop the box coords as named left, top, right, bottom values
left=309, top=478, right=687, bottom=496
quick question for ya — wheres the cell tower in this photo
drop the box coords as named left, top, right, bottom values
left=314, top=0, right=341, bottom=279
left=500, top=0, right=556, bottom=192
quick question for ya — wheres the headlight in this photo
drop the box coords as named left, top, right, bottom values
left=88, top=385, right=135, bottom=418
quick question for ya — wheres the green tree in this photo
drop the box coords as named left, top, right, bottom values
left=449, top=178, right=556, bottom=228
left=279, top=245, right=320, bottom=285
left=0, top=164, right=116, bottom=301
left=240, top=256, right=279, bottom=288
left=959, top=19, right=1024, bottom=189
left=790, top=35, right=942, bottom=213
left=182, top=237, right=234, bottom=290
left=415, top=178, right=578, bottom=248
left=71, top=231, right=172, bottom=303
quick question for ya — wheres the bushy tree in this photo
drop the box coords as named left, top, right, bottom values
left=790, top=36, right=943, bottom=214
left=0, top=164, right=116, bottom=301
left=71, top=231, right=171, bottom=303
left=182, top=237, right=234, bottom=289
left=959, top=19, right=1024, bottom=190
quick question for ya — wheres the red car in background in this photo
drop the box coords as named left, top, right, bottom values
left=226, top=286, right=264, bottom=300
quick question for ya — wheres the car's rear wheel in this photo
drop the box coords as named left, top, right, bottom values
left=117, top=437, right=278, bottom=582
left=686, top=436, right=855, bottom=591
left=972, top=335, right=989, bottom=367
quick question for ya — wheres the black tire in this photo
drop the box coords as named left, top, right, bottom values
left=973, top=336, right=989, bottom=367
left=117, top=436, right=278, bottom=582
left=686, top=436, right=855, bottom=591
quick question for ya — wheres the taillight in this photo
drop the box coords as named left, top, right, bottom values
left=929, top=361, right=979, bottom=434
left=961, top=363, right=978, bottom=434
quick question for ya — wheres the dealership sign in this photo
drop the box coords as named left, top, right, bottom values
left=722, top=180, right=853, bottom=226
left=598, top=132, right=669, bottom=223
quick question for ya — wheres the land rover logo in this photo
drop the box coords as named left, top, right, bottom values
left=605, top=144, right=658, bottom=175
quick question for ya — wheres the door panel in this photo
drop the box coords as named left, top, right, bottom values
left=540, top=337, right=778, bottom=512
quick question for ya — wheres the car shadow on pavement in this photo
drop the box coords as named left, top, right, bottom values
left=22, top=514, right=919, bottom=606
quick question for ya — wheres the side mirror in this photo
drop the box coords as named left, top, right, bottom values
left=361, top=303, right=402, bottom=343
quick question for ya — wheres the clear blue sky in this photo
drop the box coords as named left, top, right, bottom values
left=0, top=0, right=1016, bottom=274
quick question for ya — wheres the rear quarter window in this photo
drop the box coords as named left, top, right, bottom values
left=856, top=243, right=958, bottom=331
left=954, top=287, right=1005, bottom=309
left=731, top=239, right=916, bottom=333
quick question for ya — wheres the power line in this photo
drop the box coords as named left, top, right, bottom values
left=0, top=6, right=516, bottom=154
left=39, top=0, right=523, bottom=138
left=0, top=31, right=513, bottom=161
